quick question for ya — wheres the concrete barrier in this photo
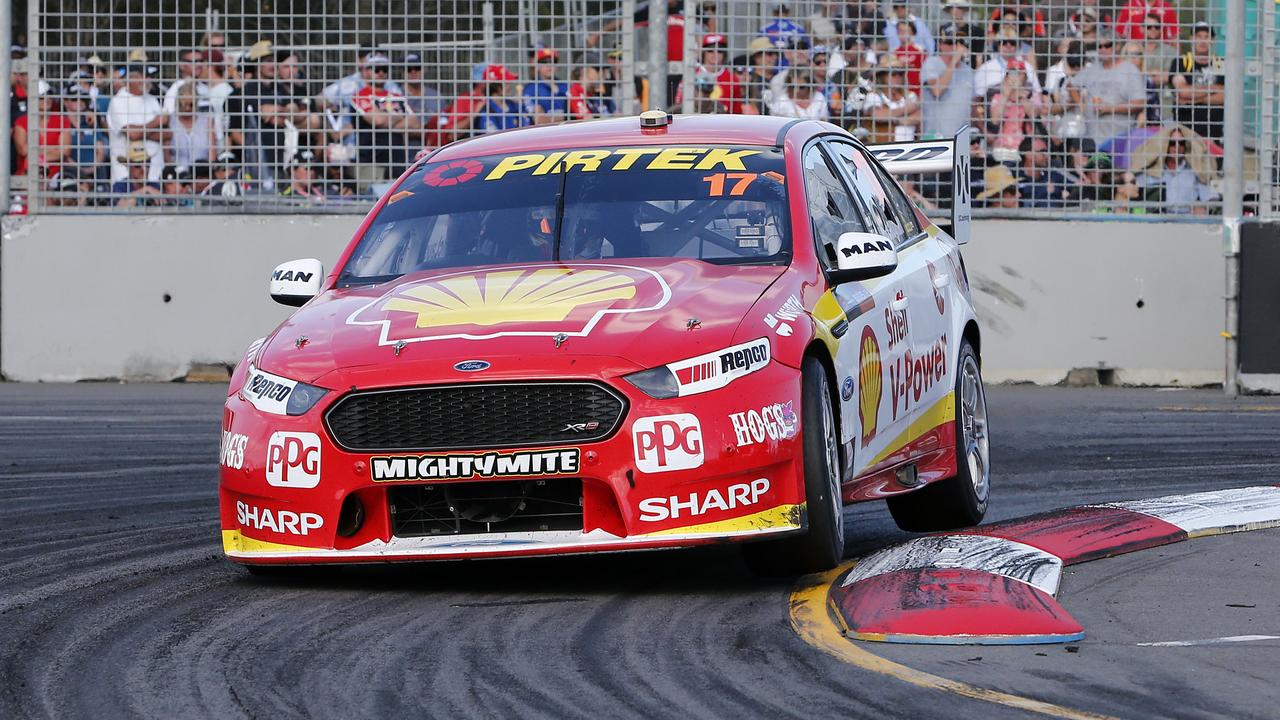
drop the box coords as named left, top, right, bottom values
left=0, top=215, right=360, bottom=382
left=0, top=215, right=1224, bottom=385
left=961, top=220, right=1225, bottom=387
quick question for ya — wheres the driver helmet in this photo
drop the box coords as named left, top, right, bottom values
left=527, top=205, right=555, bottom=254
left=570, top=206, right=611, bottom=259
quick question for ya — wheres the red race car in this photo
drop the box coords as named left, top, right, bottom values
left=220, top=111, right=988, bottom=574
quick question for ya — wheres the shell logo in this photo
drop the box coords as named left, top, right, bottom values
left=346, top=264, right=672, bottom=346
left=857, top=325, right=883, bottom=448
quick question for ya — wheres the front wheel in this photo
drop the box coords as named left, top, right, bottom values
left=887, top=340, right=989, bottom=532
left=743, top=356, right=844, bottom=575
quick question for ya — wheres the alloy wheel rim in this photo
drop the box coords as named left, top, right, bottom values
left=960, top=355, right=990, bottom=502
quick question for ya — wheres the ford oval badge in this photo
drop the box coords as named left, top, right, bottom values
left=453, top=360, right=491, bottom=372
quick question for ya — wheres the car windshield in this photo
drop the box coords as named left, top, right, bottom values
left=338, top=144, right=791, bottom=285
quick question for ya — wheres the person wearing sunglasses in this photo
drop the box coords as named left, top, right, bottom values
left=974, top=28, right=1041, bottom=99
left=1138, top=13, right=1177, bottom=89
left=1131, top=126, right=1219, bottom=215
left=1115, top=0, right=1178, bottom=42
left=1067, top=32, right=1146, bottom=145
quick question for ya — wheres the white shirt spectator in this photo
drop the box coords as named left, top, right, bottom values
left=769, top=90, right=830, bottom=120
left=973, top=55, right=1042, bottom=98
left=163, top=78, right=210, bottom=115
left=106, top=87, right=163, bottom=181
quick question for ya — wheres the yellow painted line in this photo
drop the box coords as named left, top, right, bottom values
left=788, top=562, right=1118, bottom=720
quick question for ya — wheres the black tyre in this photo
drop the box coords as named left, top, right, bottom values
left=743, top=356, right=844, bottom=575
left=887, top=340, right=989, bottom=532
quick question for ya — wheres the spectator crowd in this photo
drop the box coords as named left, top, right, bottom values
left=11, top=0, right=1228, bottom=214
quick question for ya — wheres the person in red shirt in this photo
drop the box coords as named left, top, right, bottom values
left=14, top=81, right=72, bottom=179
left=432, top=73, right=485, bottom=145
left=893, top=21, right=926, bottom=93
left=567, top=66, right=617, bottom=120
left=1114, top=0, right=1178, bottom=42
left=698, top=34, right=747, bottom=114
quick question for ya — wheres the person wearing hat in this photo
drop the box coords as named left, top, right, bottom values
left=884, top=1, right=934, bottom=55
left=61, top=82, right=107, bottom=182
left=1055, top=7, right=1100, bottom=58
left=864, top=55, right=921, bottom=143
left=742, top=36, right=782, bottom=115
left=279, top=149, right=325, bottom=201
left=695, top=34, right=747, bottom=114
left=350, top=53, right=420, bottom=192
left=1067, top=32, right=1146, bottom=145
left=106, top=65, right=164, bottom=183
left=110, top=141, right=161, bottom=207
left=1115, top=0, right=1178, bottom=41
left=320, top=49, right=404, bottom=138
left=472, top=64, right=527, bottom=133
left=398, top=52, right=444, bottom=130
left=1168, top=22, right=1224, bottom=141
left=158, top=165, right=195, bottom=206
left=976, top=164, right=1020, bottom=208
left=922, top=24, right=975, bottom=138
left=201, top=150, right=244, bottom=200
left=523, top=46, right=567, bottom=125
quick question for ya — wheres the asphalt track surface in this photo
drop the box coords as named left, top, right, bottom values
left=1, top=383, right=1278, bottom=719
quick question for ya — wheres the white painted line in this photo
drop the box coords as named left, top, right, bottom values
left=1099, top=486, right=1280, bottom=536
left=1137, top=635, right=1280, bottom=647
left=840, top=534, right=1063, bottom=596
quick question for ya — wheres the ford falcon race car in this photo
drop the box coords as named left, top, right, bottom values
left=220, top=111, right=989, bottom=574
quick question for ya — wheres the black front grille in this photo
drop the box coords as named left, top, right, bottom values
left=325, top=382, right=625, bottom=452
left=388, top=479, right=583, bottom=537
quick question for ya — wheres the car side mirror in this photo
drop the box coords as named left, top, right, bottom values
left=827, top=232, right=898, bottom=285
left=269, top=258, right=324, bottom=307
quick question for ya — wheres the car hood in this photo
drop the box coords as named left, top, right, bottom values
left=255, top=258, right=786, bottom=387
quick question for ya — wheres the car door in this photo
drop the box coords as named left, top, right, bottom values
left=825, top=139, right=942, bottom=468
left=865, top=155, right=957, bottom=432
left=800, top=142, right=909, bottom=476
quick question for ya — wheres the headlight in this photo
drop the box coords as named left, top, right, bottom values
left=285, top=382, right=329, bottom=416
left=624, top=366, right=680, bottom=399
left=243, top=364, right=328, bottom=416
left=626, top=338, right=771, bottom=399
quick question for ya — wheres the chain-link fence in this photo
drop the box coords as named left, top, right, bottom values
left=14, top=0, right=1273, bottom=217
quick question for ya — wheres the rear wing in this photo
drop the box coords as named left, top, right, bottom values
left=867, top=127, right=972, bottom=245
